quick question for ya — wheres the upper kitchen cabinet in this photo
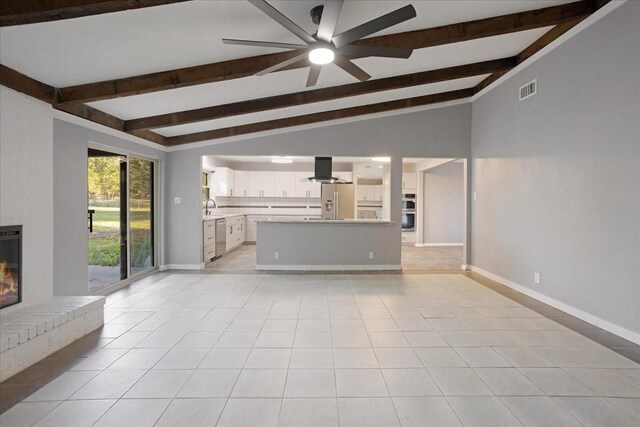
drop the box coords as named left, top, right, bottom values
left=357, top=185, right=376, bottom=202
left=248, top=171, right=275, bottom=197
left=294, top=172, right=320, bottom=198
left=374, top=185, right=384, bottom=201
left=402, top=172, right=417, bottom=192
left=234, top=170, right=249, bottom=198
left=335, top=171, right=353, bottom=182
left=274, top=172, right=296, bottom=198
left=211, top=167, right=235, bottom=197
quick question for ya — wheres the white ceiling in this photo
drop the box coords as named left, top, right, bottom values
left=0, top=0, right=573, bottom=141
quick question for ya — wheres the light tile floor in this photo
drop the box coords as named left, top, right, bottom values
left=2, top=272, right=639, bottom=426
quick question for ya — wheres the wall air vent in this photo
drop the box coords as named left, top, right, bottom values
left=519, top=79, right=537, bottom=101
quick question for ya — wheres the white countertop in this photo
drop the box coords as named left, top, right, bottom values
left=203, top=214, right=245, bottom=221
left=257, top=218, right=394, bottom=224
left=203, top=213, right=321, bottom=221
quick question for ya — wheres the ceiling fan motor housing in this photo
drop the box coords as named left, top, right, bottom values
left=310, top=5, right=324, bottom=25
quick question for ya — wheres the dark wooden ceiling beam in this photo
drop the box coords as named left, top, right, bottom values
left=473, top=18, right=586, bottom=95
left=125, top=57, right=516, bottom=132
left=0, top=64, right=167, bottom=145
left=0, top=64, right=57, bottom=103
left=57, top=1, right=596, bottom=104
left=474, top=0, right=610, bottom=94
left=166, top=88, right=474, bottom=146
left=0, top=0, right=191, bottom=27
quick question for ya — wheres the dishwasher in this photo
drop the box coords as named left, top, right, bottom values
left=215, top=218, right=226, bottom=257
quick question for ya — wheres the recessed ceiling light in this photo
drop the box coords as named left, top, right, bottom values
left=272, top=156, right=293, bottom=164
left=309, top=47, right=334, bottom=65
left=371, top=157, right=391, bottom=163
left=378, top=165, right=383, bottom=168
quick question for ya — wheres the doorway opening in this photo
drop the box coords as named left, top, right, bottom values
left=88, top=148, right=156, bottom=293
left=401, top=158, right=466, bottom=271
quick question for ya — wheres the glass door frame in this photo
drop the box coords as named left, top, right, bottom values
left=88, top=143, right=160, bottom=295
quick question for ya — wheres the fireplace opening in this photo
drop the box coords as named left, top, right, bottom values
left=0, top=225, right=22, bottom=309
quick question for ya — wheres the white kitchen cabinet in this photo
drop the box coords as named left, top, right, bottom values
left=374, top=185, right=383, bottom=201
left=294, top=172, right=320, bottom=198
left=234, top=170, right=249, bottom=198
left=334, top=171, right=353, bottom=182
left=225, top=215, right=245, bottom=251
left=401, top=232, right=416, bottom=245
left=402, top=172, right=417, bottom=192
left=248, top=171, right=275, bottom=197
left=246, top=215, right=259, bottom=242
left=211, top=167, right=235, bottom=197
left=203, top=220, right=216, bottom=261
left=357, top=185, right=375, bottom=202
left=274, top=172, right=296, bottom=198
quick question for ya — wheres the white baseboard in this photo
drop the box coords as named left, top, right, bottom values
left=256, top=264, right=402, bottom=271
left=468, top=265, right=640, bottom=345
left=415, top=243, right=464, bottom=247
left=160, top=264, right=204, bottom=271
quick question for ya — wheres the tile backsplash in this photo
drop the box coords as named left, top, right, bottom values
left=203, top=196, right=322, bottom=216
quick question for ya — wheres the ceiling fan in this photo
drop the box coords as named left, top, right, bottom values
left=222, top=0, right=417, bottom=87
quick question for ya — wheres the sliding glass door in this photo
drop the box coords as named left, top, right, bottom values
left=88, top=149, right=156, bottom=293
left=129, top=158, right=154, bottom=276
left=88, top=149, right=127, bottom=293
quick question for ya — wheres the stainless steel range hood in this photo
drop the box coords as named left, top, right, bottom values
left=305, top=157, right=345, bottom=183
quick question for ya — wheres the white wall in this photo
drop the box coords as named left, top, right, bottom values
left=471, top=1, right=640, bottom=340
left=422, top=161, right=464, bottom=244
left=166, top=103, right=472, bottom=267
left=0, top=87, right=54, bottom=315
left=52, top=119, right=167, bottom=296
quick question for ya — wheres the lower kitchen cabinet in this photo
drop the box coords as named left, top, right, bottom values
left=246, top=215, right=259, bottom=242
left=401, top=232, right=416, bottom=245
left=203, top=220, right=216, bottom=261
left=225, top=215, right=246, bottom=251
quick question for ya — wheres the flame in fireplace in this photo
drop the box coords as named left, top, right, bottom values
left=0, top=261, right=19, bottom=304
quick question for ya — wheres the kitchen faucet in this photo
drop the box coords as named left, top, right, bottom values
left=205, top=198, right=217, bottom=215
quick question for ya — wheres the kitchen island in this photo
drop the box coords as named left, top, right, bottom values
left=256, top=218, right=400, bottom=270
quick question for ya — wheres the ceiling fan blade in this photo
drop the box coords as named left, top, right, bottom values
left=332, top=4, right=416, bottom=48
left=248, top=0, right=316, bottom=45
left=255, top=51, right=310, bottom=76
left=222, top=38, right=308, bottom=50
left=338, top=44, right=413, bottom=59
left=306, top=65, right=322, bottom=87
left=316, top=0, right=343, bottom=43
left=334, top=57, right=371, bottom=82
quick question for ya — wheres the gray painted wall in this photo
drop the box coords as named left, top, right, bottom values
left=165, top=103, right=471, bottom=266
left=422, top=161, right=464, bottom=244
left=52, top=119, right=167, bottom=296
left=471, top=2, right=640, bottom=336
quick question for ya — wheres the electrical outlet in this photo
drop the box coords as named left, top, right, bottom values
left=534, top=272, right=541, bottom=284
left=174, top=197, right=182, bottom=204
left=274, top=252, right=279, bottom=260
left=369, top=252, right=374, bottom=259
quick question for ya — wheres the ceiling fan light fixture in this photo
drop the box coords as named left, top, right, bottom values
left=309, top=47, right=334, bottom=65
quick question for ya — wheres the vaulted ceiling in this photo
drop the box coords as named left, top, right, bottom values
left=0, top=0, right=609, bottom=147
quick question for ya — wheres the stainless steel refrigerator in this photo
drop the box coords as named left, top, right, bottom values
left=321, top=183, right=355, bottom=220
